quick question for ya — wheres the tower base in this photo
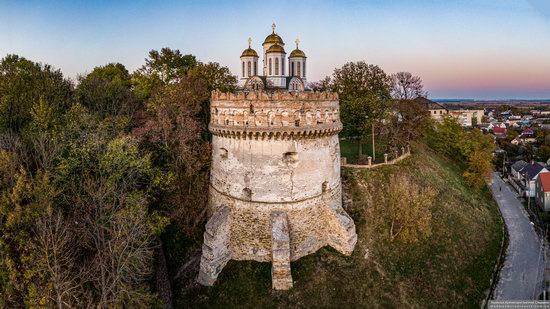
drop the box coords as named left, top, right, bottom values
left=196, top=199, right=357, bottom=289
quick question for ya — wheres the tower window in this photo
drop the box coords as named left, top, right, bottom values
left=247, top=61, right=251, bottom=77
left=269, top=58, right=272, bottom=75
left=275, top=58, right=279, bottom=75
left=282, top=57, right=285, bottom=75
left=291, top=62, right=295, bottom=76
left=253, top=61, right=257, bottom=75
left=297, top=62, right=301, bottom=77
left=242, top=62, right=245, bottom=77
left=303, top=61, right=306, bottom=77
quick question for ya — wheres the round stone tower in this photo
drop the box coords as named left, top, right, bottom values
left=197, top=89, right=357, bottom=290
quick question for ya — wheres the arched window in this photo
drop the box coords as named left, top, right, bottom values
left=242, top=62, right=245, bottom=77
left=247, top=61, right=251, bottom=77
left=291, top=62, right=295, bottom=76
left=303, top=61, right=306, bottom=77
left=275, top=58, right=279, bottom=75
left=282, top=57, right=285, bottom=75
left=297, top=62, right=301, bottom=77
left=269, top=58, right=272, bottom=75
left=253, top=61, right=257, bottom=76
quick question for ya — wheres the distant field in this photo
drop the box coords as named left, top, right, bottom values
left=175, top=143, right=503, bottom=308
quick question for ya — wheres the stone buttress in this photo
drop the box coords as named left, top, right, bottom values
left=197, top=90, right=357, bottom=289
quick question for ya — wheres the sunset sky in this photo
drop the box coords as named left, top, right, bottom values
left=1, top=0, right=549, bottom=99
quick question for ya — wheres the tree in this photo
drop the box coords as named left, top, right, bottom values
left=427, top=117, right=494, bottom=189
left=76, top=63, right=139, bottom=120
left=309, top=76, right=332, bottom=92
left=537, top=145, right=550, bottom=163
left=463, top=149, right=493, bottom=190
left=390, top=72, right=427, bottom=100
left=133, top=74, right=210, bottom=239
left=0, top=55, right=73, bottom=133
left=332, top=61, right=392, bottom=157
left=132, top=48, right=197, bottom=100
left=426, top=116, right=465, bottom=159
left=188, top=62, right=237, bottom=130
left=382, top=99, right=431, bottom=150
left=34, top=180, right=83, bottom=308
left=382, top=173, right=435, bottom=242
left=189, top=62, right=237, bottom=93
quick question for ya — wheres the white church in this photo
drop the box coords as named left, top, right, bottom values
left=239, top=24, right=307, bottom=91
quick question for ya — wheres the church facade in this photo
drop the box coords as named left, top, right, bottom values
left=239, top=24, right=307, bottom=91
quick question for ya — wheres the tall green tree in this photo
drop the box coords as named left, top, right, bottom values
left=0, top=55, right=73, bottom=133
left=132, top=48, right=197, bottom=100
left=76, top=63, right=139, bottom=120
left=331, top=61, right=392, bottom=156
left=133, top=73, right=210, bottom=239
left=427, top=117, right=494, bottom=189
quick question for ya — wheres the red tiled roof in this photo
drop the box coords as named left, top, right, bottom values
left=493, top=127, right=506, bottom=134
left=539, top=172, right=550, bottom=192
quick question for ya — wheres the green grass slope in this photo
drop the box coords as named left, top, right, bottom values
left=176, top=143, right=503, bottom=308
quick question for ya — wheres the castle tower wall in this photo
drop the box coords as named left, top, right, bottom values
left=198, top=90, right=357, bottom=288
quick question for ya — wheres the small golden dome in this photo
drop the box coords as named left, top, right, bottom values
left=266, top=44, right=286, bottom=54
left=289, top=49, right=306, bottom=58
left=240, top=48, right=258, bottom=58
left=289, top=38, right=306, bottom=58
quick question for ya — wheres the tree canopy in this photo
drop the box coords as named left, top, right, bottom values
left=0, top=50, right=235, bottom=308
left=0, top=55, right=73, bottom=133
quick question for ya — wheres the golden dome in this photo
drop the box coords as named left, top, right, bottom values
left=263, top=23, right=285, bottom=46
left=289, top=48, right=306, bottom=58
left=266, top=44, right=286, bottom=54
left=240, top=47, right=258, bottom=58
left=289, top=38, right=306, bottom=58
left=263, top=33, right=284, bottom=45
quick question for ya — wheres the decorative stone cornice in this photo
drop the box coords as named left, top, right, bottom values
left=210, top=90, right=342, bottom=139
left=209, top=123, right=342, bottom=139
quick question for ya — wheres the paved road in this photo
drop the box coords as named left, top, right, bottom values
left=490, top=172, right=544, bottom=300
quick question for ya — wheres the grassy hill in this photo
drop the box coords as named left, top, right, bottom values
left=175, top=142, right=503, bottom=308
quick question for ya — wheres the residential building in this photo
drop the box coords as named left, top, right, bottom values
left=511, top=160, right=528, bottom=180
left=520, top=162, right=548, bottom=197
left=532, top=110, right=550, bottom=116
left=447, top=106, right=484, bottom=127
left=488, top=122, right=506, bottom=130
left=536, top=172, right=550, bottom=211
left=492, top=127, right=507, bottom=138
left=415, top=97, right=447, bottom=121
left=521, top=128, right=534, bottom=137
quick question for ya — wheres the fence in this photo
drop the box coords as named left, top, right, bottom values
left=342, top=145, right=411, bottom=169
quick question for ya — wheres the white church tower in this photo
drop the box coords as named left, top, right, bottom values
left=239, top=38, right=259, bottom=85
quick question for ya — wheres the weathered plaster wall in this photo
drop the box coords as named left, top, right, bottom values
left=211, top=135, right=340, bottom=204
